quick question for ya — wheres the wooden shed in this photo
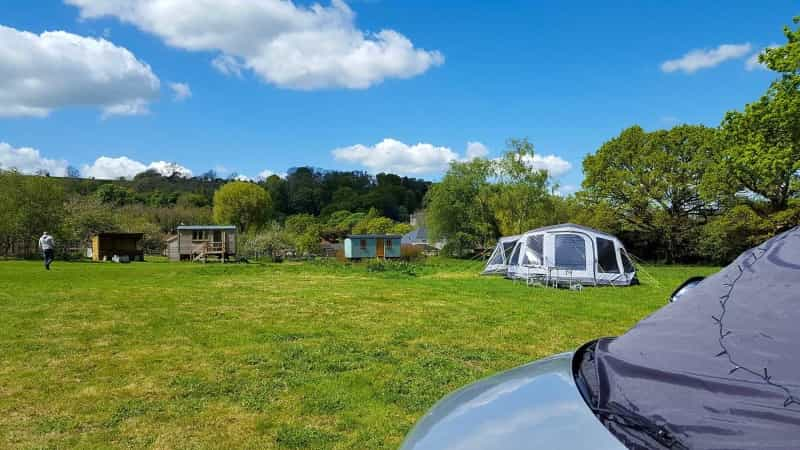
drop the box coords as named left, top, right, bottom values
left=344, top=234, right=402, bottom=260
left=91, top=233, right=144, bottom=262
left=166, top=225, right=237, bottom=262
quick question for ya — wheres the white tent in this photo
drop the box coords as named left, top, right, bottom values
left=482, top=223, right=637, bottom=286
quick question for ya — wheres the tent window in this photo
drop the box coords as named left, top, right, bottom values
left=596, top=238, right=620, bottom=273
left=487, top=245, right=504, bottom=265
left=555, top=234, right=586, bottom=270
left=502, top=240, right=517, bottom=258
left=620, top=249, right=635, bottom=273
left=508, top=242, right=522, bottom=266
left=522, top=235, right=544, bottom=266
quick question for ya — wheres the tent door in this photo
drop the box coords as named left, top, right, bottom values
left=376, top=239, right=385, bottom=258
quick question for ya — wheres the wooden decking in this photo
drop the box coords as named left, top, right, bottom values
left=192, top=241, right=228, bottom=263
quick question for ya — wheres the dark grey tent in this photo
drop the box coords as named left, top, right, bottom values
left=578, top=227, right=800, bottom=449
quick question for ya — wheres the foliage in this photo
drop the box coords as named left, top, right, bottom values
left=212, top=181, right=272, bottom=232
left=62, top=196, right=119, bottom=241
left=0, top=171, right=65, bottom=256
left=285, top=214, right=322, bottom=255
left=760, top=16, right=800, bottom=75
left=490, top=139, right=555, bottom=235
left=716, top=77, right=800, bottom=211
left=241, top=222, right=292, bottom=261
left=426, top=157, right=497, bottom=252
left=365, top=259, right=421, bottom=276
left=583, top=125, right=719, bottom=262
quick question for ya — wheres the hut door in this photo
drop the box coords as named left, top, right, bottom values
left=213, top=230, right=222, bottom=243
left=376, top=238, right=385, bottom=258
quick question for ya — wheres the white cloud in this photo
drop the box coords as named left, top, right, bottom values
left=0, top=142, right=69, bottom=176
left=661, top=43, right=752, bottom=74
left=232, top=174, right=252, bottom=182
left=0, top=25, right=160, bottom=117
left=81, top=156, right=147, bottom=179
left=212, top=54, right=245, bottom=78
left=333, top=139, right=572, bottom=178
left=333, top=138, right=461, bottom=175
left=256, top=169, right=286, bottom=180
left=465, top=141, right=489, bottom=160
left=521, top=154, right=572, bottom=176
left=147, top=161, right=193, bottom=178
left=169, top=82, right=192, bottom=101
left=82, top=157, right=192, bottom=179
left=66, top=0, right=444, bottom=90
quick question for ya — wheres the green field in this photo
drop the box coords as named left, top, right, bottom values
left=0, top=259, right=716, bottom=449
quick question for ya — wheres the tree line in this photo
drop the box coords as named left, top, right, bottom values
left=0, top=166, right=427, bottom=258
left=427, top=16, right=800, bottom=264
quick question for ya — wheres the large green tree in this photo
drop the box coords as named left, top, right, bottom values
left=425, top=157, right=497, bottom=254
left=717, top=78, right=800, bottom=212
left=212, top=182, right=272, bottom=232
left=583, top=125, right=718, bottom=262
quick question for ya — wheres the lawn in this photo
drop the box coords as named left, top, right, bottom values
left=0, top=258, right=717, bottom=449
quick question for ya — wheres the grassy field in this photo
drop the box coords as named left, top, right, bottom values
left=0, top=258, right=717, bottom=449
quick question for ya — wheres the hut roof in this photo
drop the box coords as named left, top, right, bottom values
left=177, top=225, right=236, bottom=231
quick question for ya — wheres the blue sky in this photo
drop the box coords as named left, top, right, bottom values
left=0, top=1, right=795, bottom=191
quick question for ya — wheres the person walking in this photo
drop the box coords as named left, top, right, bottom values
left=38, top=232, right=55, bottom=270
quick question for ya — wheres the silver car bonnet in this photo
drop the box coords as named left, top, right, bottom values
left=400, top=352, right=626, bottom=450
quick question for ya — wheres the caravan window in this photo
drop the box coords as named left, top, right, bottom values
left=555, top=234, right=586, bottom=270
left=596, top=238, right=620, bottom=273
left=522, top=235, right=543, bottom=266
left=620, top=249, right=635, bottom=273
left=508, top=242, right=522, bottom=266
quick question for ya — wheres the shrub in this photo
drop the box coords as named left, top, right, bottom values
left=366, top=259, right=420, bottom=276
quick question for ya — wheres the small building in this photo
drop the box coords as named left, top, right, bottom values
left=166, top=225, right=237, bottom=262
left=344, top=234, right=402, bottom=259
left=91, top=232, right=144, bottom=262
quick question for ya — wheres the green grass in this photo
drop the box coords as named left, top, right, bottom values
left=0, top=258, right=717, bottom=449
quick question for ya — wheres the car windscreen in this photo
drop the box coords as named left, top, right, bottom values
left=576, top=227, right=800, bottom=450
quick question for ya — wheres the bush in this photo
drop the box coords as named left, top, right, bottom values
left=365, top=259, right=421, bottom=276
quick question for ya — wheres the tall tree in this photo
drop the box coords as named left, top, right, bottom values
left=717, top=78, right=800, bottom=212
left=583, top=125, right=718, bottom=262
left=426, top=158, right=497, bottom=254
left=212, top=182, right=272, bottom=232
left=490, top=139, right=554, bottom=235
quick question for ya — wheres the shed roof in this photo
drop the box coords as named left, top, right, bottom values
left=177, top=225, right=237, bottom=231
left=347, top=234, right=402, bottom=239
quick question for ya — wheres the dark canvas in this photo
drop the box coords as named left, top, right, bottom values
left=593, top=227, right=800, bottom=449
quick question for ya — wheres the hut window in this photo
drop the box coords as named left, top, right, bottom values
left=386, top=239, right=393, bottom=249
left=360, top=239, right=367, bottom=250
left=596, top=238, right=620, bottom=273
left=192, top=230, right=207, bottom=240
